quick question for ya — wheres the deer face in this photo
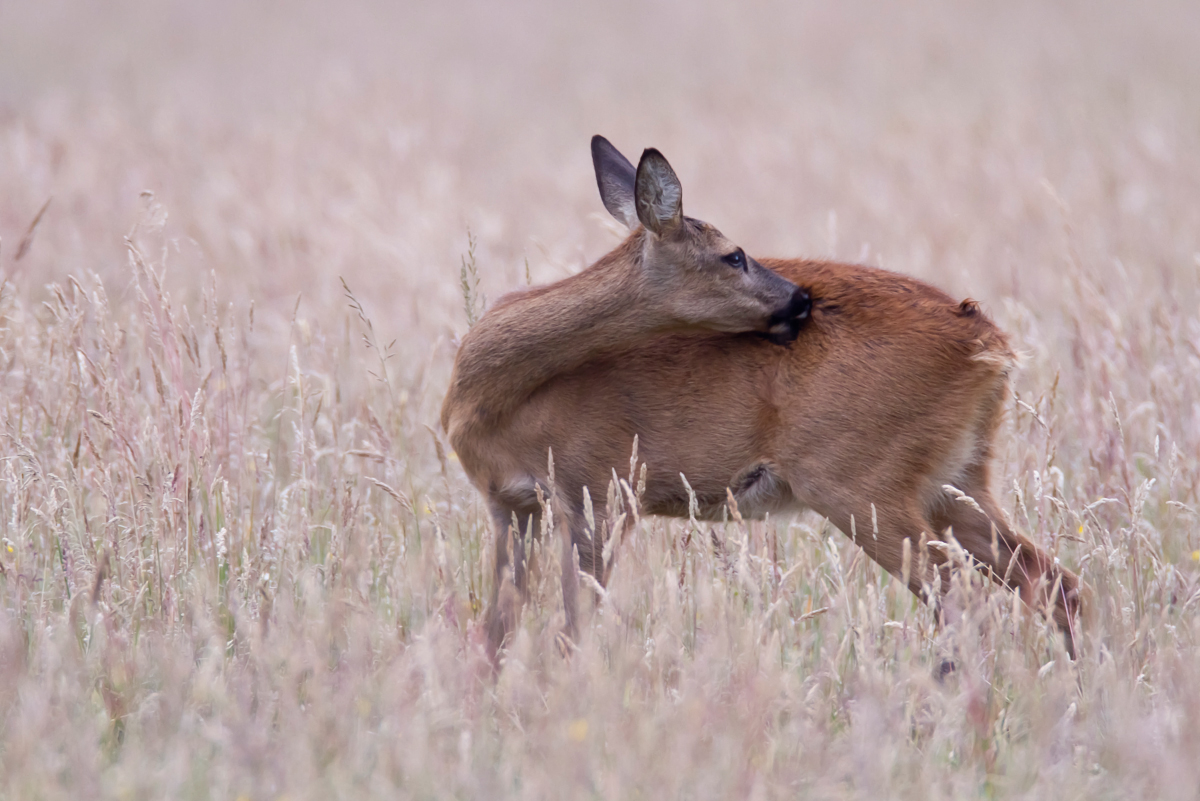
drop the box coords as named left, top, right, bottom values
left=645, top=214, right=811, bottom=344
left=592, top=136, right=810, bottom=344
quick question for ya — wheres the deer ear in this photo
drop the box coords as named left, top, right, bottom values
left=591, top=135, right=639, bottom=229
left=635, top=148, right=683, bottom=235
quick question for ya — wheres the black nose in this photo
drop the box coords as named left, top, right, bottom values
left=764, top=287, right=812, bottom=346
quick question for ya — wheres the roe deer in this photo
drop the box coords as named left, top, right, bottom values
left=441, top=136, right=1081, bottom=662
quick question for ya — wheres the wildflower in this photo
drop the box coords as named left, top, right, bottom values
left=568, top=719, right=588, bottom=742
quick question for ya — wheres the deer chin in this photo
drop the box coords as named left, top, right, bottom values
left=761, top=288, right=813, bottom=346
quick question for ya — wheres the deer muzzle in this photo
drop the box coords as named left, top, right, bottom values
left=764, top=287, right=812, bottom=346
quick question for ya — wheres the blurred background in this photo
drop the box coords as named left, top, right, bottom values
left=1, top=0, right=1198, bottom=366
left=2, top=4, right=1200, bottom=795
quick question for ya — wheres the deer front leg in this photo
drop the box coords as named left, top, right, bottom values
left=484, top=502, right=539, bottom=665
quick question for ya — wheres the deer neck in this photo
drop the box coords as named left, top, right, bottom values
left=442, top=231, right=666, bottom=439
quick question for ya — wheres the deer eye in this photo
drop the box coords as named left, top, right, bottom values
left=722, top=249, right=746, bottom=271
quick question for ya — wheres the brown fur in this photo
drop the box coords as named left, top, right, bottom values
left=442, top=145, right=1081, bottom=663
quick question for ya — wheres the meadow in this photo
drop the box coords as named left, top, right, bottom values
left=1, top=1, right=1198, bottom=797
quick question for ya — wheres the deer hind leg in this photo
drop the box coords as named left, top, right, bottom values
left=929, top=467, right=1081, bottom=657
left=833, top=497, right=999, bottom=680
left=828, top=500, right=949, bottom=609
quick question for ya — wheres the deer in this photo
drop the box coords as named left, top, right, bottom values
left=440, top=135, right=1081, bottom=664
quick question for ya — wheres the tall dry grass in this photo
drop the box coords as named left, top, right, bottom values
left=1, top=1, right=1199, bottom=798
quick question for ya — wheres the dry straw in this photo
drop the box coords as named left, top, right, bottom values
left=1, top=0, right=1199, bottom=797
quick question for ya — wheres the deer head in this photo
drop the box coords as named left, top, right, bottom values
left=592, top=135, right=810, bottom=345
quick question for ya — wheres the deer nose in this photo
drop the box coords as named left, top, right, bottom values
left=764, top=287, right=812, bottom=346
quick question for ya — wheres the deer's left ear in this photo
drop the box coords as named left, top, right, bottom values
left=635, top=148, right=683, bottom=236
left=591, top=135, right=639, bottom=229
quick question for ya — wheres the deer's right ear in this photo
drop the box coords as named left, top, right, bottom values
left=591, top=135, right=639, bottom=229
left=635, top=148, right=683, bottom=236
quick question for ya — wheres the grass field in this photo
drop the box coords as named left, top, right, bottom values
left=1, top=1, right=1199, bottom=797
